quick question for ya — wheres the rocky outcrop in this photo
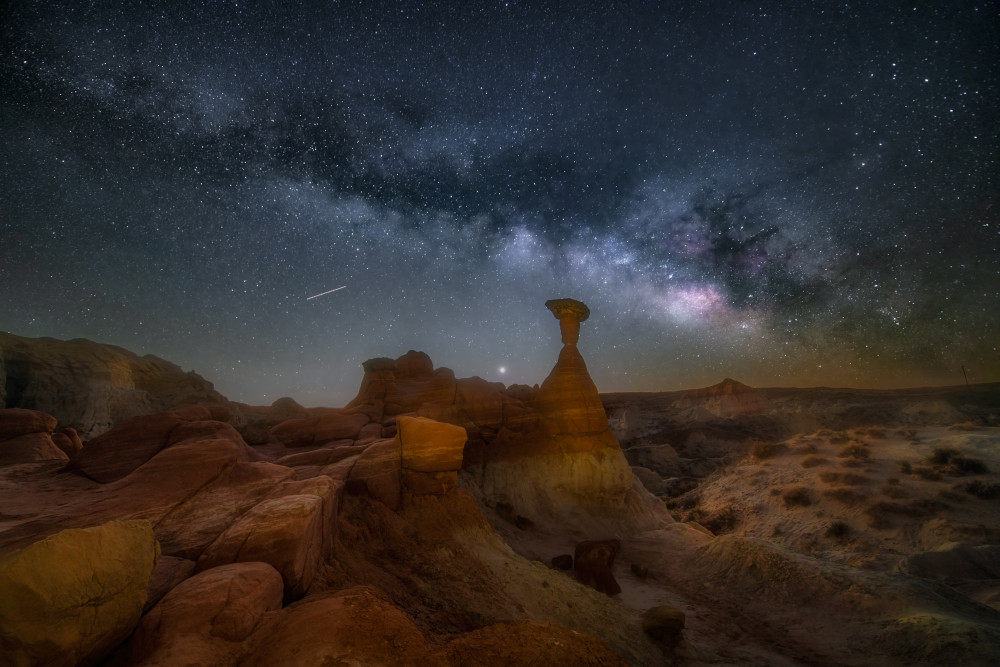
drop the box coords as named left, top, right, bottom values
left=269, top=409, right=370, bottom=448
left=197, top=476, right=340, bottom=599
left=398, top=416, right=467, bottom=496
left=0, top=520, right=158, bottom=667
left=463, top=299, right=643, bottom=529
left=70, top=405, right=234, bottom=482
left=0, top=408, right=66, bottom=465
left=0, top=332, right=227, bottom=438
left=130, top=562, right=284, bottom=666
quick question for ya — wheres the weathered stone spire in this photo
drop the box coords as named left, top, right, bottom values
left=545, top=298, right=590, bottom=346
left=534, top=299, right=607, bottom=435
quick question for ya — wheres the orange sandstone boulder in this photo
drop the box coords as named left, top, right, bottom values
left=130, top=562, right=284, bottom=667
left=398, top=416, right=466, bottom=474
left=0, top=520, right=158, bottom=667
left=398, top=416, right=467, bottom=497
left=240, top=586, right=445, bottom=667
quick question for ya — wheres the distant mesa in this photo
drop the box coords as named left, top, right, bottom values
left=0, top=332, right=227, bottom=439
left=672, top=377, right=772, bottom=418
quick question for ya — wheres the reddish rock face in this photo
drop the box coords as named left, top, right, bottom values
left=70, top=406, right=229, bottom=483
left=345, top=438, right=402, bottom=510
left=0, top=408, right=57, bottom=441
left=51, top=428, right=83, bottom=457
left=0, top=432, right=68, bottom=465
left=269, top=410, right=369, bottom=448
left=198, top=486, right=335, bottom=600
left=130, top=562, right=284, bottom=666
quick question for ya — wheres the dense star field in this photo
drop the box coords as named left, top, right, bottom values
left=2, top=2, right=998, bottom=405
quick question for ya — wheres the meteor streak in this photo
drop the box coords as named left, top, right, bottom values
left=306, top=286, right=347, bottom=300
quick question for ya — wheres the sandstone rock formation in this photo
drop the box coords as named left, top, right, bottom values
left=0, top=520, right=158, bottom=667
left=398, top=416, right=467, bottom=496
left=463, top=298, right=645, bottom=530
left=0, top=408, right=66, bottom=465
left=70, top=405, right=233, bottom=482
left=0, top=332, right=227, bottom=438
left=130, top=562, right=284, bottom=666
left=197, top=476, right=339, bottom=599
left=5, top=329, right=997, bottom=665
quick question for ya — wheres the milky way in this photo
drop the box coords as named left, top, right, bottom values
left=2, top=2, right=998, bottom=405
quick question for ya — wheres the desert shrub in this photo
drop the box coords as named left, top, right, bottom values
left=823, top=487, right=869, bottom=505
left=799, top=455, right=826, bottom=468
left=961, top=480, right=1000, bottom=499
left=938, top=489, right=966, bottom=503
left=781, top=486, right=813, bottom=507
left=793, top=443, right=818, bottom=455
left=867, top=499, right=948, bottom=520
left=751, top=442, right=786, bottom=461
left=886, top=477, right=900, bottom=485
left=826, top=521, right=850, bottom=538
left=864, top=427, right=887, bottom=439
left=881, top=483, right=906, bottom=499
left=928, top=447, right=959, bottom=465
left=829, top=432, right=850, bottom=445
left=819, top=471, right=868, bottom=485
left=840, top=458, right=866, bottom=468
left=912, top=466, right=941, bottom=481
left=837, top=443, right=870, bottom=460
left=702, top=506, right=738, bottom=533
left=896, top=428, right=920, bottom=443
left=668, top=493, right=700, bottom=510
left=927, top=447, right=989, bottom=475
left=951, top=456, right=989, bottom=474
left=897, top=460, right=913, bottom=474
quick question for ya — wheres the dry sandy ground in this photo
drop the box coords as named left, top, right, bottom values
left=676, top=425, right=1000, bottom=573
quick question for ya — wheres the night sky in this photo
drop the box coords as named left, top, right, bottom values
left=2, top=2, right=998, bottom=406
